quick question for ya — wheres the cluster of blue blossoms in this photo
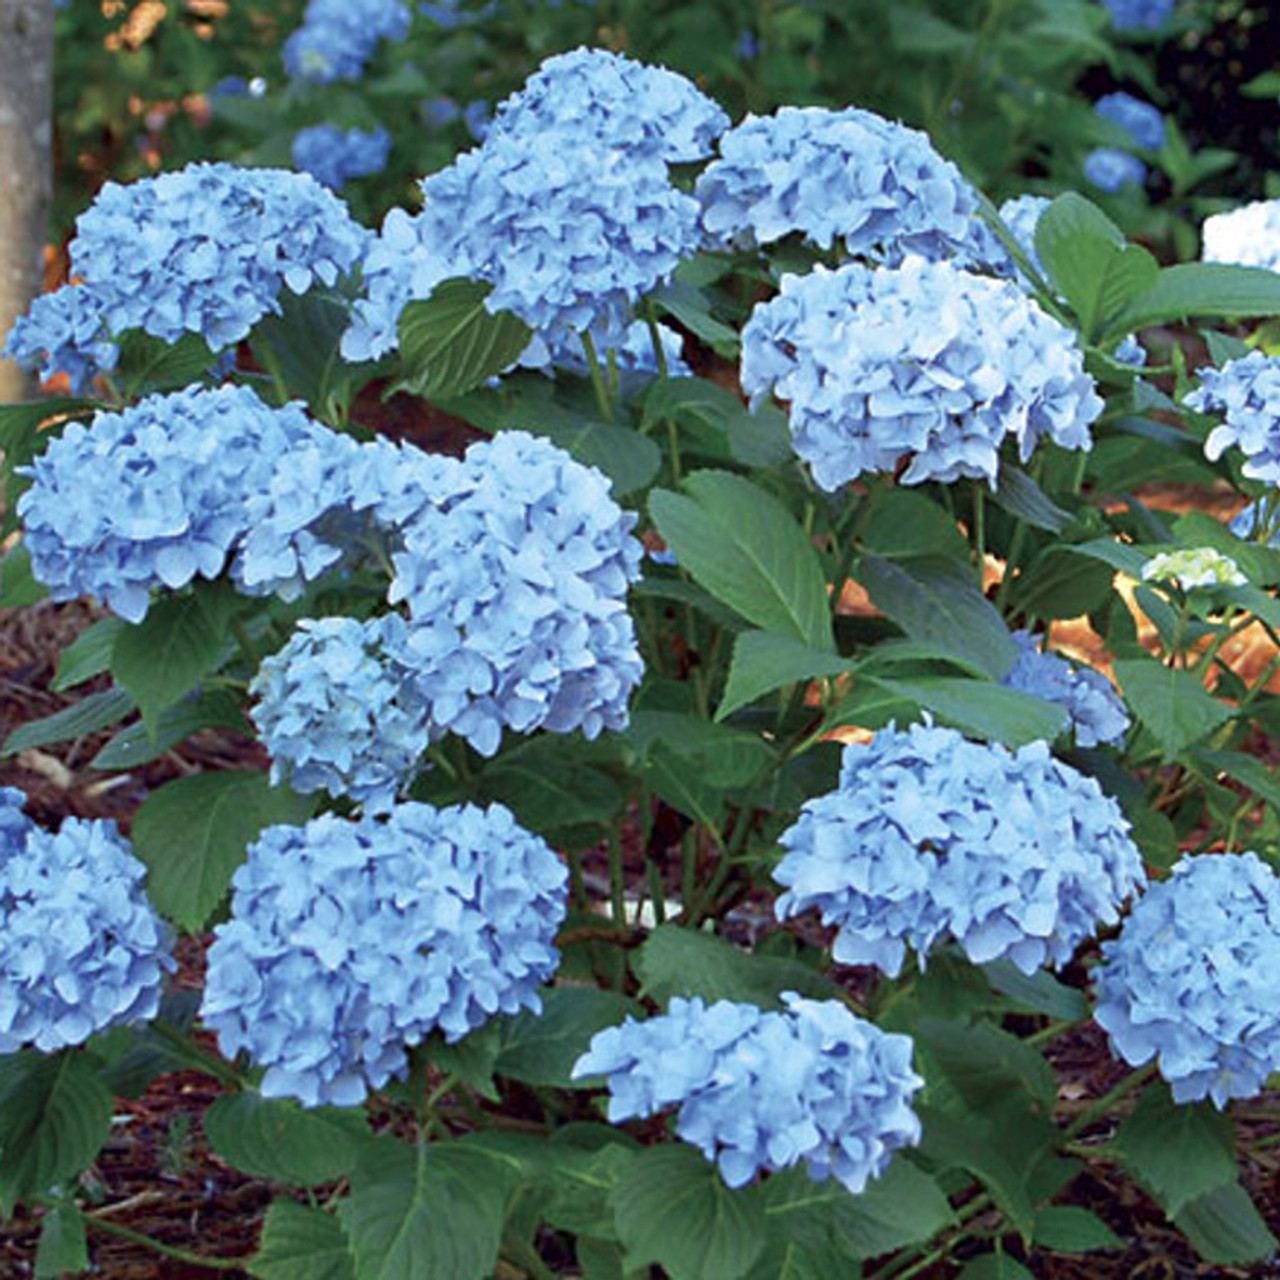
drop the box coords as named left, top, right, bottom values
left=1001, top=630, right=1130, bottom=748
left=1185, top=351, right=1280, bottom=482
left=739, top=258, right=1102, bottom=491
left=1103, top=0, right=1175, bottom=31
left=3, top=285, right=119, bottom=395
left=697, top=106, right=982, bottom=265
left=1085, top=92, right=1164, bottom=193
left=291, top=124, right=393, bottom=189
left=283, top=0, right=411, bottom=83
left=774, top=723, right=1147, bottom=977
left=201, top=803, right=568, bottom=1107
left=573, top=994, right=923, bottom=1193
left=1095, top=852, right=1280, bottom=1107
left=0, top=789, right=171, bottom=1054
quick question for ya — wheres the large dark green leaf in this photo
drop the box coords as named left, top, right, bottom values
left=858, top=487, right=969, bottom=561
left=494, top=987, right=637, bottom=1089
left=1112, top=658, right=1233, bottom=758
left=251, top=1200, right=357, bottom=1280
left=866, top=675, right=1067, bottom=747
left=717, top=631, right=851, bottom=720
left=1174, top=1182, right=1278, bottom=1265
left=1109, top=262, right=1280, bottom=334
left=1032, top=1206, right=1122, bottom=1254
left=625, top=711, right=776, bottom=790
left=91, top=687, right=250, bottom=771
left=50, top=617, right=125, bottom=692
left=2, top=686, right=136, bottom=758
left=34, top=1202, right=89, bottom=1279
left=0, top=540, right=46, bottom=607
left=131, top=771, right=314, bottom=930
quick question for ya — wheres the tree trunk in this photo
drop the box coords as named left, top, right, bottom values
left=0, top=0, right=55, bottom=402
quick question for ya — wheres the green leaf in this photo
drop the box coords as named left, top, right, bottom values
left=1173, top=509, right=1280, bottom=586
left=116, top=331, right=220, bottom=396
left=1066, top=538, right=1155, bottom=580
left=615, top=1144, right=767, bottom=1280
left=1032, top=1206, right=1123, bottom=1253
left=35, top=1202, right=89, bottom=1279
left=632, top=577, right=748, bottom=632
left=523, top=418, right=661, bottom=498
left=393, top=279, right=533, bottom=400
left=545, top=1135, right=638, bottom=1238
left=957, top=1255, right=1034, bottom=1280
left=131, top=771, right=314, bottom=930
left=650, top=471, right=833, bottom=649
left=1112, top=657, right=1233, bottom=757
left=1110, top=263, right=1280, bottom=334
left=717, top=631, right=851, bottom=721
left=1113, top=1085, right=1237, bottom=1216
left=858, top=555, right=1017, bottom=678
left=0, top=397, right=95, bottom=458
left=111, top=588, right=233, bottom=730
left=868, top=675, right=1067, bottom=748
left=759, top=1159, right=953, bottom=1264
left=2, top=686, right=136, bottom=758
left=495, top=987, right=636, bottom=1088
left=0, top=540, right=47, bottom=607
left=646, top=740, right=727, bottom=829
left=625, top=711, right=776, bottom=790
left=915, top=1018, right=1056, bottom=1112
left=1005, top=549, right=1117, bottom=621
left=205, top=1093, right=371, bottom=1185
left=343, top=1138, right=520, bottom=1280
left=0, top=1050, right=112, bottom=1210
left=1191, top=746, right=1280, bottom=818
left=1174, top=1181, right=1278, bottom=1265
left=857, top=488, right=969, bottom=561
left=634, top=925, right=843, bottom=1009
left=651, top=281, right=741, bottom=357
left=991, top=465, right=1072, bottom=534
left=251, top=1200, right=357, bottom=1280
left=643, top=379, right=790, bottom=469
left=983, top=963, right=1088, bottom=1022
left=91, top=687, right=250, bottom=771
left=50, top=617, right=126, bottom=692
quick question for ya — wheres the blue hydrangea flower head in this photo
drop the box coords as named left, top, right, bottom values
left=68, top=162, right=369, bottom=350
left=283, top=0, right=411, bottom=83
left=1140, top=547, right=1246, bottom=590
left=388, top=431, right=645, bottom=756
left=1095, top=852, right=1280, bottom=1107
left=1, top=797, right=173, bottom=1053
left=342, top=132, right=701, bottom=362
left=1001, top=631, right=1130, bottom=747
left=697, top=106, right=982, bottom=264
left=1185, top=350, right=1280, bottom=481
left=1103, top=0, right=1175, bottom=31
left=3, top=285, right=119, bottom=394
left=250, top=614, right=433, bottom=811
left=1095, top=93, right=1166, bottom=151
left=774, top=722, right=1147, bottom=977
left=201, top=802, right=568, bottom=1107
left=527, top=318, right=692, bottom=387
left=1084, top=147, right=1147, bottom=192
left=489, top=47, right=729, bottom=163
left=1202, top=200, right=1280, bottom=272
left=739, top=258, right=1102, bottom=491
left=292, top=124, right=392, bottom=188
left=17, top=385, right=320, bottom=622
left=573, top=994, right=923, bottom=1193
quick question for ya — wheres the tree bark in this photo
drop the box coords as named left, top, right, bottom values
left=0, top=0, right=55, bottom=402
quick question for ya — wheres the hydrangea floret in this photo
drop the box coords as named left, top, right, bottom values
left=1201, top=200, right=1280, bottom=273
left=1103, top=0, right=1175, bottom=30
left=283, top=0, right=411, bottom=83
left=66, top=162, right=369, bottom=350
left=2, top=284, right=118, bottom=393
left=696, top=106, right=983, bottom=264
left=773, top=722, right=1147, bottom=977
left=1094, top=92, right=1166, bottom=152
left=201, top=802, right=568, bottom=1107
left=489, top=47, right=729, bottom=163
left=249, top=614, right=433, bottom=811
left=1001, top=630, right=1130, bottom=747
left=1, top=790, right=172, bottom=1053
left=1084, top=147, right=1147, bottom=192
left=1140, top=547, right=1246, bottom=590
left=572, top=994, right=923, bottom=1193
left=291, top=124, right=393, bottom=189
left=388, top=431, right=645, bottom=757
left=1095, top=852, right=1280, bottom=1107
left=996, top=194, right=1052, bottom=280
left=1185, top=351, right=1280, bottom=481
left=342, top=131, right=701, bottom=362
left=18, top=385, right=320, bottom=623
left=739, top=257, right=1102, bottom=490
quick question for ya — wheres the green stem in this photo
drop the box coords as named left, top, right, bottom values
left=229, top=616, right=261, bottom=670
left=608, top=829, right=628, bottom=925
left=580, top=330, right=615, bottom=423
left=972, top=484, right=986, bottom=588
left=1062, top=1063, right=1157, bottom=1140
left=86, top=1214, right=245, bottom=1271
left=644, top=309, right=671, bottom=380
left=646, top=858, right=667, bottom=925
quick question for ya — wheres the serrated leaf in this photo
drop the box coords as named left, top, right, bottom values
left=983, top=963, right=1088, bottom=1022
left=34, top=1202, right=89, bottom=1279
left=394, top=279, right=533, bottom=399
left=251, top=1200, right=356, bottom=1280
left=111, top=589, right=233, bottom=730
left=957, top=1255, right=1034, bottom=1280
left=634, top=925, right=843, bottom=1009
left=1065, top=538, right=1155, bottom=579
left=858, top=555, right=1017, bottom=678
left=2, top=686, right=136, bottom=758
left=1190, top=746, right=1280, bottom=817
left=1032, top=1206, right=1123, bottom=1253
left=116, top=331, right=219, bottom=396
left=1110, top=262, right=1280, bottom=334
left=494, top=987, right=636, bottom=1088
left=717, top=631, right=851, bottom=721
left=991, top=465, right=1072, bottom=534
left=651, top=281, right=740, bottom=357
left=131, top=771, right=314, bottom=931
left=1113, top=1086, right=1237, bottom=1216
left=916, top=1018, right=1056, bottom=1112
left=343, top=1138, right=520, bottom=1280
left=650, top=472, right=833, bottom=650
left=626, top=711, right=775, bottom=789
left=1112, top=657, right=1233, bottom=758
left=867, top=675, right=1067, bottom=748
left=1173, top=1181, right=1278, bottom=1265
left=91, top=687, right=249, bottom=771
left=615, top=1145, right=766, bottom=1280
left=50, top=617, right=126, bottom=692
left=858, top=487, right=969, bottom=561
left=0, top=540, right=47, bottom=607
left=0, top=1050, right=112, bottom=1210
left=205, top=1093, right=371, bottom=1185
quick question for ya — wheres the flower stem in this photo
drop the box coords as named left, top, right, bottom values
left=1062, top=1062, right=1157, bottom=1140
left=580, top=330, right=615, bottom=423
left=85, top=1214, right=245, bottom=1271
